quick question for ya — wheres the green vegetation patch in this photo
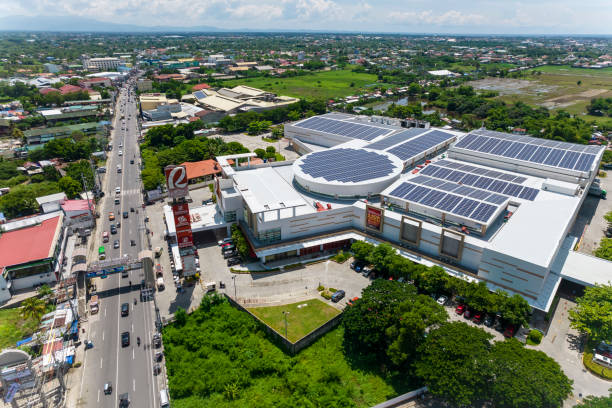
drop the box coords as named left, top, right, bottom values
left=249, top=298, right=340, bottom=342
left=0, top=307, right=41, bottom=350
left=583, top=351, right=612, bottom=380
left=164, top=296, right=404, bottom=408
left=223, top=69, right=380, bottom=99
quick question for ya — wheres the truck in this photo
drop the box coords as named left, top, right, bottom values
left=89, top=295, right=99, bottom=314
left=589, top=185, right=607, bottom=199
left=204, top=282, right=216, bottom=293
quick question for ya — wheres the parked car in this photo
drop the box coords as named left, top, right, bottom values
left=436, top=295, right=448, bottom=306
left=227, top=257, right=241, bottom=266
left=222, top=245, right=235, bottom=253
left=121, top=303, right=129, bottom=317
left=361, top=269, right=371, bottom=278
left=455, top=304, right=466, bottom=315
left=350, top=261, right=364, bottom=272
left=503, top=324, right=517, bottom=338
left=121, top=332, right=130, bottom=347
left=113, top=240, right=119, bottom=249
left=111, top=226, right=117, bottom=234
left=473, top=312, right=484, bottom=324
left=331, top=290, right=346, bottom=303
left=397, top=277, right=405, bottom=283
left=464, top=308, right=473, bottom=319
left=223, top=250, right=237, bottom=259
left=483, top=314, right=494, bottom=327
left=218, top=238, right=233, bottom=246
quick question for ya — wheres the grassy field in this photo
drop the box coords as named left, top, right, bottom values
left=222, top=69, right=381, bottom=100
left=0, top=307, right=39, bottom=350
left=469, top=65, right=612, bottom=119
left=249, top=298, right=341, bottom=342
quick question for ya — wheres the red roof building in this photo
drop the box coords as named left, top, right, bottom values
left=0, top=214, right=63, bottom=274
left=40, top=87, right=60, bottom=95
left=59, top=84, right=85, bottom=95
left=192, top=83, right=211, bottom=91
left=180, top=160, right=222, bottom=182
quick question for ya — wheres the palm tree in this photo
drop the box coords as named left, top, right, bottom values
left=37, top=284, right=53, bottom=299
left=20, top=297, right=46, bottom=322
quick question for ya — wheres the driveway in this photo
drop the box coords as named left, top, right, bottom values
left=531, top=297, right=611, bottom=406
left=198, top=244, right=370, bottom=308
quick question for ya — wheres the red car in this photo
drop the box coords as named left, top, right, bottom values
left=503, top=324, right=517, bottom=338
left=455, top=304, right=466, bottom=315
left=347, top=297, right=359, bottom=306
left=473, top=312, right=484, bottom=324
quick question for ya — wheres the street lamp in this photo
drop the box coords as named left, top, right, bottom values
left=231, top=275, right=237, bottom=299
left=282, top=311, right=290, bottom=339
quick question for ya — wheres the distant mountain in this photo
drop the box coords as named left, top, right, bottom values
left=0, top=15, right=223, bottom=32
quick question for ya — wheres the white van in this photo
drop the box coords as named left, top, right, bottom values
left=159, top=389, right=169, bottom=407
left=156, top=277, right=165, bottom=291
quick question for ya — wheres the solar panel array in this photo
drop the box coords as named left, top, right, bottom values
left=294, top=116, right=391, bottom=141
left=388, top=180, right=502, bottom=223
left=453, top=129, right=601, bottom=173
left=434, top=160, right=527, bottom=183
left=193, top=90, right=206, bottom=99
left=419, top=164, right=539, bottom=201
left=387, top=130, right=456, bottom=161
left=366, top=128, right=429, bottom=150
left=299, top=148, right=397, bottom=183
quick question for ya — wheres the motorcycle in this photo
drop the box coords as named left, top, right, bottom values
left=137, top=337, right=141, bottom=346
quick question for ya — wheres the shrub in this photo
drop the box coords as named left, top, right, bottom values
left=321, top=291, right=332, bottom=300
left=317, top=285, right=325, bottom=292
left=329, top=288, right=338, bottom=293
left=527, top=329, right=543, bottom=345
left=332, top=250, right=350, bottom=263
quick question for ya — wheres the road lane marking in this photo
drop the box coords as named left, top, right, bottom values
left=133, top=348, right=135, bottom=360
left=105, top=307, right=107, bottom=317
left=100, top=357, right=103, bottom=369
left=102, top=331, right=105, bottom=341
left=98, top=389, right=100, bottom=403
left=133, top=378, right=136, bottom=392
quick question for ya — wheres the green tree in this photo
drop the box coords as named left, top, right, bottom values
left=271, top=125, right=284, bottom=139
left=20, top=297, right=46, bottom=322
left=350, top=241, right=372, bottom=262
left=499, top=293, right=531, bottom=327
left=594, top=238, right=612, bottom=260
left=574, top=392, right=612, bottom=408
left=569, top=283, right=612, bottom=344
left=489, top=339, right=573, bottom=408
left=42, top=165, right=61, bottom=182
left=386, top=294, right=448, bottom=366
left=174, top=307, right=187, bottom=326
left=342, top=279, right=417, bottom=360
left=0, top=188, right=38, bottom=218
left=418, top=265, right=448, bottom=294
left=37, top=284, right=53, bottom=299
left=254, top=148, right=266, bottom=159
left=58, top=176, right=82, bottom=198
left=414, top=322, right=493, bottom=407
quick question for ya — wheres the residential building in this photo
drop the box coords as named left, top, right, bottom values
left=180, top=160, right=222, bottom=183
left=24, top=122, right=105, bottom=147
left=139, top=93, right=168, bottom=110
left=137, top=79, right=153, bottom=91
left=83, top=57, right=121, bottom=70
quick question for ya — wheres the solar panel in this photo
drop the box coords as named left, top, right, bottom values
left=461, top=174, right=480, bottom=186
left=484, top=194, right=508, bottom=205
left=193, top=90, right=206, bottom=99
left=468, top=189, right=491, bottom=200
left=473, top=177, right=494, bottom=189
left=471, top=203, right=497, bottom=222
left=420, top=166, right=438, bottom=176
left=405, top=186, right=431, bottom=202
left=387, top=130, right=455, bottom=161
left=454, top=198, right=479, bottom=217
left=434, top=194, right=463, bottom=212
left=420, top=190, right=446, bottom=207
left=389, top=182, right=417, bottom=198
left=489, top=180, right=509, bottom=193
left=410, top=175, right=431, bottom=184
left=366, top=128, right=427, bottom=150
left=518, top=187, right=539, bottom=200
left=299, top=148, right=396, bottom=183
left=453, top=130, right=603, bottom=173
left=295, top=116, right=390, bottom=141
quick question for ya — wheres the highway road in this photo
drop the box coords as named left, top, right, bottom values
left=77, top=79, right=160, bottom=408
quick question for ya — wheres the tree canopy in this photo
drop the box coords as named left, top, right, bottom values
left=569, top=283, right=612, bottom=344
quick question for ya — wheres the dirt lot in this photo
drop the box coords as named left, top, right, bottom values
left=209, top=132, right=300, bottom=160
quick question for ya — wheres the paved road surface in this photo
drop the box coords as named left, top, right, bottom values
left=77, top=82, right=160, bottom=408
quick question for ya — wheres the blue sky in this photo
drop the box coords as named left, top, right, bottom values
left=5, top=0, right=612, bottom=34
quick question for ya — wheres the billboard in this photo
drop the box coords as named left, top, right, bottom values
left=365, top=205, right=384, bottom=232
left=164, top=165, right=189, bottom=199
left=176, top=227, right=194, bottom=248
left=172, top=203, right=191, bottom=229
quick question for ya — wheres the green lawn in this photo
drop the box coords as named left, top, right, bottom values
left=249, top=298, right=341, bottom=342
left=222, top=69, right=381, bottom=100
left=530, top=65, right=612, bottom=76
left=0, top=307, right=39, bottom=350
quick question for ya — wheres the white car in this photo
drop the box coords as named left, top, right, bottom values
left=118, top=150, right=123, bottom=156
left=436, top=295, right=448, bottom=306
left=115, top=187, right=121, bottom=195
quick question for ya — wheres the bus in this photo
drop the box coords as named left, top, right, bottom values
left=98, top=246, right=106, bottom=260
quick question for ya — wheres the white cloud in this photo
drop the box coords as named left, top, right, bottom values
left=227, top=4, right=283, bottom=20
left=388, top=9, right=487, bottom=26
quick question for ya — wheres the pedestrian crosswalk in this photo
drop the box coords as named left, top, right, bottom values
left=118, top=188, right=141, bottom=196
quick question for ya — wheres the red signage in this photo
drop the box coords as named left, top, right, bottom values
left=365, top=205, right=383, bottom=232
left=176, top=227, right=194, bottom=248
left=164, top=165, right=188, bottom=199
left=172, top=203, right=191, bottom=229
